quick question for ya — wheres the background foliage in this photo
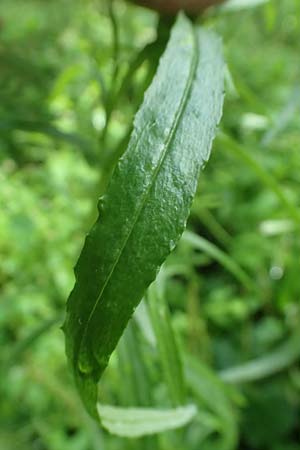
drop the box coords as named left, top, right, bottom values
left=1, top=1, right=300, bottom=449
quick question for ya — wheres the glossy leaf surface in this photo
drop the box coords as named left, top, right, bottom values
left=63, top=13, right=224, bottom=418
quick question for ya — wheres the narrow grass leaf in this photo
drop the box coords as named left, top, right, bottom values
left=3, top=314, right=62, bottom=369
left=219, top=333, right=300, bottom=384
left=117, top=321, right=153, bottom=407
left=147, top=274, right=186, bottom=406
left=185, top=356, right=238, bottom=450
left=134, top=300, right=156, bottom=347
left=219, top=132, right=300, bottom=224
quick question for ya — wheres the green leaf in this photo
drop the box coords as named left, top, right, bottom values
left=182, top=230, right=254, bottom=291
left=218, top=132, right=300, bottom=224
left=185, top=356, right=238, bottom=450
left=147, top=272, right=186, bottom=406
left=219, top=333, right=300, bottom=384
left=134, top=299, right=156, bottom=347
left=117, top=321, right=153, bottom=407
left=97, top=404, right=197, bottom=437
left=63, top=13, right=225, bottom=418
left=3, top=314, right=63, bottom=369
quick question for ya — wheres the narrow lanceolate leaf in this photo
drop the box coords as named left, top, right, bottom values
left=97, top=404, right=197, bottom=437
left=63, top=13, right=224, bottom=419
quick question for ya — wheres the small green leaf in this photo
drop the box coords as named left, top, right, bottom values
left=97, top=404, right=197, bottom=437
left=64, top=13, right=224, bottom=418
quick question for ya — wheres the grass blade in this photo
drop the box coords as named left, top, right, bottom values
left=182, top=230, right=254, bottom=291
left=219, top=132, right=300, bottom=224
left=147, top=273, right=186, bottom=406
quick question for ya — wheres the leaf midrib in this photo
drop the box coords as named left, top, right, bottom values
left=76, top=25, right=199, bottom=367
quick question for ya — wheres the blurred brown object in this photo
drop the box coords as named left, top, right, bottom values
left=130, top=0, right=224, bottom=15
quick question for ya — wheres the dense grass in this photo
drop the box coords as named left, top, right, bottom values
left=0, top=1, right=300, bottom=449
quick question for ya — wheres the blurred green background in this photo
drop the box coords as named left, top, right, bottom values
left=1, top=0, right=300, bottom=449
